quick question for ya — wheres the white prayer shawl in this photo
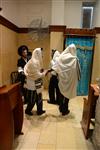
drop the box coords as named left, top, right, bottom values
left=51, top=51, right=60, bottom=75
left=52, top=44, right=81, bottom=99
left=24, top=48, right=44, bottom=80
left=51, top=51, right=60, bottom=66
left=24, top=48, right=45, bottom=92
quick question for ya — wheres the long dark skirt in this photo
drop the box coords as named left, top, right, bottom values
left=48, top=75, right=60, bottom=104
left=58, top=91, right=69, bottom=115
left=25, top=90, right=43, bottom=114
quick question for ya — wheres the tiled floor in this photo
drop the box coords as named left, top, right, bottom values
left=13, top=90, right=94, bottom=150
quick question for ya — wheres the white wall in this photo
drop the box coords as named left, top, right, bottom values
left=64, top=0, right=82, bottom=28
left=64, top=0, right=96, bottom=28
left=1, top=0, right=51, bottom=27
left=1, top=0, right=19, bottom=26
left=17, top=0, right=51, bottom=27
left=93, top=0, right=100, bottom=27
left=0, top=0, right=98, bottom=28
left=51, top=0, right=64, bottom=25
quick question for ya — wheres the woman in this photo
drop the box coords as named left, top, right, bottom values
left=24, top=48, right=47, bottom=116
left=17, top=45, right=29, bottom=104
left=48, top=49, right=60, bottom=104
left=52, top=44, right=81, bottom=115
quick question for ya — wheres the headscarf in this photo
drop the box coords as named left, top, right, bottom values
left=51, top=50, right=60, bottom=66
left=24, top=48, right=44, bottom=81
left=52, top=44, right=81, bottom=99
left=31, top=47, right=43, bottom=69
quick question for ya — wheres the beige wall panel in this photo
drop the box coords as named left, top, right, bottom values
left=92, top=34, right=100, bottom=83
left=50, top=32, right=64, bottom=53
left=0, top=25, right=18, bottom=86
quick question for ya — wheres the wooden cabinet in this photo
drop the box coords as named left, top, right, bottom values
left=0, top=83, right=23, bottom=150
left=81, top=84, right=99, bottom=139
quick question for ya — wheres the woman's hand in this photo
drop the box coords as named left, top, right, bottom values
left=40, top=68, right=44, bottom=73
left=45, top=69, right=53, bottom=76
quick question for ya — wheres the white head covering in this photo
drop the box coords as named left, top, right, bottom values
left=31, top=47, right=43, bottom=69
left=52, top=44, right=81, bottom=99
left=24, top=48, right=44, bottom=80
left=51, top=50, right=60, bottom=66
left=50, top=50, right=60, bottom=75
left=61, top=43, right=76, bottom=56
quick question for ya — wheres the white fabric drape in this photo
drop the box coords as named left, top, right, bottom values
left=51, top=51, right=60, bottom=66
left=51, top=51, right=60, bottom=76
left=52, top=44, right=81, bottom=99
left=24, top=48, right=45, bottom=81
left=24, top=48, right=45, bottom=91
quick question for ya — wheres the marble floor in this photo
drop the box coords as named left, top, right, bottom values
left=13, top=90, right=94, bottom=150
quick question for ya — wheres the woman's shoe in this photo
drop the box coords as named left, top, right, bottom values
left=47, top=100, right=57, bottom=105
left=62, top=110, right=70, bottom=116
left=37, top=110, right=46, bottom=115
left=25, top=110, right=33, bottom=116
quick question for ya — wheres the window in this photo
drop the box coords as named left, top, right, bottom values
left=82, top=6, right=93, bottom=28
left=81, top=2, right=95, bottom=29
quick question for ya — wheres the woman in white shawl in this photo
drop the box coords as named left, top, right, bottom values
left=48, top=49, right=60, bottom=104
left=52, top=44, right=81, bottom=115
left=24, top=48, right=46, bottom=116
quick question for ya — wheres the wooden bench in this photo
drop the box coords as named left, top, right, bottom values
left=0, top=83, right=23, bottom=150
left=81, top=84, right=99, bottom=139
